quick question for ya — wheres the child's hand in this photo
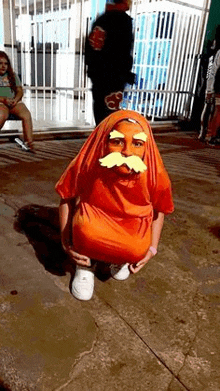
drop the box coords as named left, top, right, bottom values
left=129, top=250, right=154, bottom=274
left=63, top=244, right=91, bottom=267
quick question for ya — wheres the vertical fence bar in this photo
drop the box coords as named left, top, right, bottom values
left=42, top=0, right=46, bottom=120
left=151, top=10, right=164, bottom=120
left=58, top=0, right=61, bottom=120
left=9, top=0, right=14, bottom=68
left=50, top=0, right=54, bottom=120
left=161, top=10, right=173, bottom=117
left=140, top=13, right=151, bottom=116
left=66, top=2, right=70, bottom=121
left=148, top=11, right=159, bottom=118
left=165, top=10, right=182, bottom=116
left=163, top=9, right=179, bottom=117
left=72, top=0, right=76, bottom=122
left=18, top=0, right=24, bottom=86
left=142, top=14, right=152, bottom=118
left=158, top=11, right=170, bottom=118
left=33, top=0, right=38, bottom=119
left=133, top=14, right=141, bottom=112
left=26, top=0, right=31, bottom=106
left=178, top=14, right=197, bottom=115
left=172, top=12, right=188, bottom=115
left=172, top=12, right=189, bottom=115
left=78, top=0, right=85, bottom=120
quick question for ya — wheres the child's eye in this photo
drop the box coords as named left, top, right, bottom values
left=133, top=140, right=144, bottom=147
left=110, top=138, right=124, bottom=145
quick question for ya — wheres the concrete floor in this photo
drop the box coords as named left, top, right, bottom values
left=0, top=132, right=220, bottom=391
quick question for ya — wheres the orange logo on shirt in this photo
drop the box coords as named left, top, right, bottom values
left=89, top=26, right=106, bottom=51
left=105, top=91, right=123, bottom=110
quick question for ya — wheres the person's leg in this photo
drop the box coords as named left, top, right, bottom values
left=198, top=102, right=211, bottom=141
left=92, top=81, right=124, bottom=125
left=92, top=84, right=109, bottom=125
left=93, top=95, right=107, bottom=125
left=0, top=103, right=9, bottom=130
left=208, top=101, right=220, bottom=145
left=10, top=102, right=34, bottom=149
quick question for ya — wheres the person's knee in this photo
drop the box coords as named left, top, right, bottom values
left=0, top=110, right=8, bottom=123
left=21, top=109, right=32, bottom=122
left=24, top=111, right=32, bottom=122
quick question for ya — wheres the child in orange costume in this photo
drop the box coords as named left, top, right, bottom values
left=55, top=110, right=174, bottom=300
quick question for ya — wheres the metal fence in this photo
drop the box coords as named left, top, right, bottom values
left=1, top=0, right=211, bottom=126
left=125, top=0, right=211, bottom=120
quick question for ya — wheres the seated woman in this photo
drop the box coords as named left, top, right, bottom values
left=0, top=51, right=34, bottom=151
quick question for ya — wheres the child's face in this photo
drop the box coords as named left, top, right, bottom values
left=105, top=121, right=147, bottom=175
left=107, top=122, right=146, bottom=159
left=0, top=57, right=8, bottom=76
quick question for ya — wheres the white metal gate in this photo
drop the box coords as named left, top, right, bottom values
left=127, top=0, right=211, bottom=121
left=0, top=0, right=211, bottom=127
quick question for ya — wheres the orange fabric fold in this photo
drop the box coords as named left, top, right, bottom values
left=55, top=110, right=174, bottom=264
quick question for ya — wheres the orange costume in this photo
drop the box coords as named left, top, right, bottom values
left=55, top=110, right=174, bottom=265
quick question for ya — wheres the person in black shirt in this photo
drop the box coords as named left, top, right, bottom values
left=85, top=0, right=135, bottom=125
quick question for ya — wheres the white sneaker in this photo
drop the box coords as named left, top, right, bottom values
left=71, top=266, right=94, bottom=301
left=110, top=263, right=130, bottom=281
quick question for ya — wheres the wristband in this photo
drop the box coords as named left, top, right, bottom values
left=149, top=246, right=157, bottom=256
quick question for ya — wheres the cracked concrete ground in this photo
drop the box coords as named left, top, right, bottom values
left=0, top=133, right=220, bottom=391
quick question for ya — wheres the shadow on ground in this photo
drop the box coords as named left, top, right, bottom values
left=0, top=379, right=12, bottom=391
left=14, top=204, right=68, bottom=276
left=13, top=204, right=112, bottom=282
left=209, top=225, right=220, bottom=240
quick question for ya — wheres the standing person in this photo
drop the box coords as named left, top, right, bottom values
left=198, top=39, right=216, bottom=142
left=85, top=0, right=135, bottom=125
left=55, top=110, right=174, bottom=301
left=205, top=27, right=220, bottom=146
left=0, top=51, right=34, bottom=151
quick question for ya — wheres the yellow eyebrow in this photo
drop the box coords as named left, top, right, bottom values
left=133, top=132, right=147, bottom=142
left=109, top=130, right=125, bottom=139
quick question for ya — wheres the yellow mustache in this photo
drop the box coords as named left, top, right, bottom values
left=99, top=152, right=147, bottom=173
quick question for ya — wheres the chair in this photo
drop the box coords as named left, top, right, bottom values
left=8, top=113, right=20, bottom=121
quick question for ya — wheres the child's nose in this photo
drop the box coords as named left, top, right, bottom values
left=122, top=143, right=132, bottom=157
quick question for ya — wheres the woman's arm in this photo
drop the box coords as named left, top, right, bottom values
left=7, top=86, right=23, bottom=108
left=13, top=86, right=23, bottom=103
left=3, top=86, right=23, bottom=108
left=130, top=211, right=164, bottom=274
left=59, top=198, right=91, bottom=267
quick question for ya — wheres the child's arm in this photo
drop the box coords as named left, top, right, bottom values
left=150, top=210, right=164, bottom=250
left=130, top=211, right=164, bottom=274
left=59, top=198, right=74, bottom=251
left=59, top=198, right=91, bottom=267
